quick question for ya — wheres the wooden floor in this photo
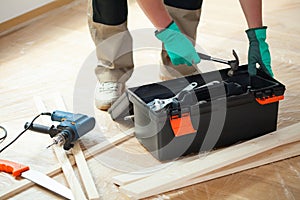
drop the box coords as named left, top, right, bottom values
left=0, top=0, right=300, bottom=199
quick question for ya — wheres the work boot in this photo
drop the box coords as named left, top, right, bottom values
left=94, top=81, right=124, bottom=111
left=160, top=6, right=202, bottom=80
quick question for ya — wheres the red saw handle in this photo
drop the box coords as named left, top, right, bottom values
left=0, top=159, right=30, bottom=177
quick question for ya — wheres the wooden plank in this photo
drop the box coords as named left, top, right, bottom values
left=120, top=122, right=300, bottom=199
left=113, top=141, right=300, bottom=186
left=166, top=141, right=300, bottom=193
left=113, top=155, right=198, bottom=186
left=0, top=98, right=134, bottom=199
left=34, top=96, right=86, bottom=200
left=72, top=143, right=100, bottom=200
left=54, top=95, right=100, bottom=200
left=53, top=146, right=86, bottom=200
left=85, top=128, right=134, bottom=158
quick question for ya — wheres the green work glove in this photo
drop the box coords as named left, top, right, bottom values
left=246, top=26, right=274, bottom=77
left=155, top=21, right=200, bottom=66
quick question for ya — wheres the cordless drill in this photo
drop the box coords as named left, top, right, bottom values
left=25, top=110, right=95, bottom=150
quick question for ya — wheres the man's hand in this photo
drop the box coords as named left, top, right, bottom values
left=155, top=21, right=200, bottom=66
left=246, top=26, right=274, bottom=77
left=239, top=0, right=274, bottom=77
left=136, top=0, right=199, bottom=66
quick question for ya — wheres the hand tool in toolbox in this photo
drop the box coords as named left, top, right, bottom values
left=24, top=110, right=95, bottom=150
left=198, top=50, right=239, bottom=76
left=147, top=82, right=198, bottom=112
left=147, top=81, right=221, bottom=112
left=0, top=159, right=74, bottom=199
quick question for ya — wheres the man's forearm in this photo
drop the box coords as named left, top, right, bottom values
left=136, top=0, right=172, bottom=30
left=239, top=0, right=263, bottom=28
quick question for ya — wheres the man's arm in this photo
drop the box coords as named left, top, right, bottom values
left=239, top=0, right=263, bottom=28
left=136, top=0, right=172, bottom=30
left=136, top=0, right=200, bottom=66
left=239, top=0, right=274, bottom=77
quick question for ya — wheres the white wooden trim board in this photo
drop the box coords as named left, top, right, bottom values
left=120, top=122, right=300, bottom=199
left=113, top=140, right=300, bottom=186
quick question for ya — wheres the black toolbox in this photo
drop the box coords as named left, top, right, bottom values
left=109, top=65, right=285, bottom=161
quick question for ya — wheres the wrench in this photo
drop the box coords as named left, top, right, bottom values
left=147, top=82, right=198, bottom=112
left=147, top=81, right=221, bottom=112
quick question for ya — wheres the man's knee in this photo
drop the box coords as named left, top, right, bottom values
left=164, top=0, right=203, bottom=10
left=92, top=0, right=128, bottom=25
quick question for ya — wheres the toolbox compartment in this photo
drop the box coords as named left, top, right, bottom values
left=113, top=65, right=285, bottom=161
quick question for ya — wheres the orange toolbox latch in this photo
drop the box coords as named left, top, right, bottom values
left=170, top=112, right=196, bottom=137
left=255, top=90, right=284, bottom=105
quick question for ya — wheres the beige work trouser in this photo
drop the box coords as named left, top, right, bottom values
left=88, top=0, right=134, bottom=83
left=88, top=1, right=201, bottom=82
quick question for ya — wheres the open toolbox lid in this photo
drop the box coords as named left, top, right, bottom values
left=108, top=65, right=285, bottom=121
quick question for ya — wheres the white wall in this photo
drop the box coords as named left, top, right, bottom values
left=0, top=0, right=54, bottom=23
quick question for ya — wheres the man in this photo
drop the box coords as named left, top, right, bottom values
left=88, top=0, right=273, bottom=111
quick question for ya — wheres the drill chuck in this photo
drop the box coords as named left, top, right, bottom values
left=47, top=127, right=76, bottom=150
left=47, top=133, right=66, bottom=149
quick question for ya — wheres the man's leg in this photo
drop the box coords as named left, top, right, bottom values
left=88, top=0, right=134, bottom=110
left=161, top=0, right=203, bottom=80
